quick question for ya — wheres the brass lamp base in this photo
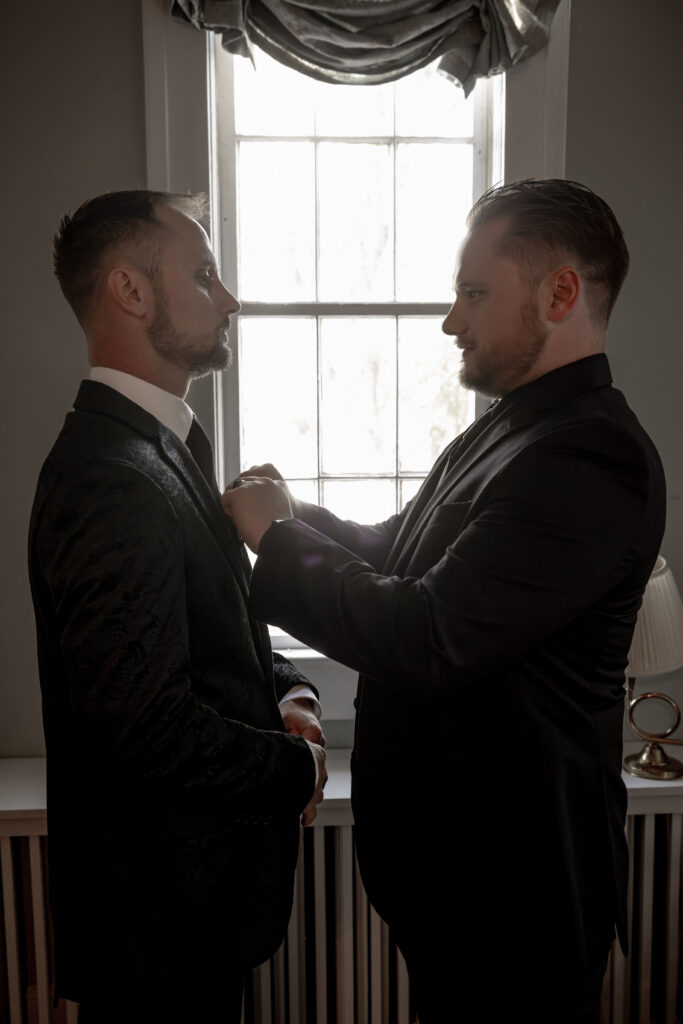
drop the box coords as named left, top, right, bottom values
left=624, top=742, right=683, bottom=780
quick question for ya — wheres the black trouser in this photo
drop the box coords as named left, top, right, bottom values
left=355, top=818, right=612, bottom=1024
left=76, top=972, right=244, bottom=1024
left=398, top=932, right=609, bottom=1024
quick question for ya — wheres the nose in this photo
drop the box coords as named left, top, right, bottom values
left=442, top=296, right=465, bottom=336
left=218, top=279, right=241, bottom=317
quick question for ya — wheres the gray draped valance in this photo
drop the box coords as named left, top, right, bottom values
left=172, top=1, right=562, bottom=95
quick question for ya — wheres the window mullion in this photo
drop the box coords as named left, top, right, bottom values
left=215, top=42, right=241, bottom=485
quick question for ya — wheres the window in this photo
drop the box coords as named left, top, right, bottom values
left=213, top=45, right=503, bottom=523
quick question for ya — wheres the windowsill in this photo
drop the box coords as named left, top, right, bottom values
left=276, top=646, right=328, bottom=662
left=3, top=747, right=683, bottom=836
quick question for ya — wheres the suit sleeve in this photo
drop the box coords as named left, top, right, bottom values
left=272, top=652, right=318, bottom=703
left=292, top=499, right=405, bottom=571
left=249, top=423, right=660, bottom=697
left=32, top=461, right=314, bottom=816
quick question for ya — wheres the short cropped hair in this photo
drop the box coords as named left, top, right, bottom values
left=467, top=179, right=629, bottom=328
left=53, top=189, right=209, bottom=324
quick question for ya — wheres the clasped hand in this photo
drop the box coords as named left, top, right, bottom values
left=221, top=463, right=293, bottom=553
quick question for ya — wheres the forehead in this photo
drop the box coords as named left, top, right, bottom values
left=456, top=216, right=516, bottom=282
left=156, top=204, right=214, bottom=266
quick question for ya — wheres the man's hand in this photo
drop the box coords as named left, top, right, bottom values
left=239, top=463, right=285, bottom=483
left=238, top=463, right=302, bottom=517
left=221, top=477, right=292, bottom=553
left=302, top=740, right=327, bottom=827
left=280, top=698, right=325, bottom=747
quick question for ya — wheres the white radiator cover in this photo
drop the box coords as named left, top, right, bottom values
left=0, top=754, right=681, bottom=1024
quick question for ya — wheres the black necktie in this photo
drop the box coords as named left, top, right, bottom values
left=185, top=417, right=219, bottom=495
left=186, top=416, right=253, bottom=582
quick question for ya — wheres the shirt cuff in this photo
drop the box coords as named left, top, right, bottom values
left=278, top=685, right=322, bottom=720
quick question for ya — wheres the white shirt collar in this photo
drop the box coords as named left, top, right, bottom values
left=89, top=367, right=194, bottom=443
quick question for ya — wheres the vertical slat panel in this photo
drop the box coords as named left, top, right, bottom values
left=611, top=815, right=635, bottom=1024
left=369, top=901, right=383, bottom=1024
left=4, top=808, right=679, bottom=1024
left=335, top=825, right=354, bottom=1024
left=313, top=826, right=327, bottom=1024
left=0, top=837, right=22, bottom=1024
left=355, top=850, right=369, bottom=1024
left=381, top=918, right=390, bottom=1024
left=287, top=835, right=306, bottom=1024
left=598, top=946, right=611, bottom=1024
left=637, top=814, right=655, bottom=1024
left=65, top=1000, right=79, bottom=1024
left=610, top=929, right=626, bottom=1024
left=28, top=836, right=50, bottom=1024
left=665, top=814, right=682, bottom=1024
left=397, top=948, right=410, bottom=1024
left=273, top=941, right=286, bottom=1023
left=253, top=959, right=271, bottom=1024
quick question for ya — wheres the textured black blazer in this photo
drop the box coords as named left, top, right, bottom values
left=249, top=354, right=666, bottom=970
left=28, top=381, right=315, bottom=1002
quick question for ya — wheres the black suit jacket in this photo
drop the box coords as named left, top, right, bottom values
left=249, top=355, right=666, bottom=972
left=28, top=381, right=315, bottom=1003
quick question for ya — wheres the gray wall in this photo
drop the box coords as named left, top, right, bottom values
left=1, top=0, right=147, bottom=754
left=2, top=0, right=682, bottom=754
left=566, top=0, right=683, bottom=734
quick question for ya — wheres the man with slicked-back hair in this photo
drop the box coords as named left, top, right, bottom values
left=29, top=190, right=326, bottom=1023
left=224, top=180, right=666, bottom=1023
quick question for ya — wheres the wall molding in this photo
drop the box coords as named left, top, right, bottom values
left=504, top=0, right=571, bottom=181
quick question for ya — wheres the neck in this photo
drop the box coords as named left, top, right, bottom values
left=88, top=338, right=191, bottom=399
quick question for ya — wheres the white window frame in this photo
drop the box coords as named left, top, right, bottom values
left=214, top=46, right=503, bottom=509
left=141, top=0, right=571, bottom=717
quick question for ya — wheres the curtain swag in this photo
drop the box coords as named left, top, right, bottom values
left=171, top=0, right=562, bottom=95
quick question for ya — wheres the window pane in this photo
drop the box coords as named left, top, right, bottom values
left=234, top=51, right=314, bottom=135
left=286, top=479, right=319, bottom=506
left=318, top=143, right=394, bottom=301
left=395, top=64, right=475, bottom=138
left=239, top=318, right=318, bottom=477
left=395, top=143, right=472, bottom=301
left=238, top=142, right=315, bottom=300
left=320, top=318, right=396, bottom=475
left=398, top=317, right=474, bottom=472
left=314, top=79, right=394, bottom=136
left=400, top=477, right=424, bottom=510
left=322, top=479, right=396, bottom=523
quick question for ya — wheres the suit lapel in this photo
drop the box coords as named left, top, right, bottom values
left=74, top=380, right=274, bottom=680
left=383, top=354, right=614, bottom=576
left=158, top=431, right=251, bottom=602
left=73, top=380, right=251, bottom=602
left=385, top=411, right=513, bottom=574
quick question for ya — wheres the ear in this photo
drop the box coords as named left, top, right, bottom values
left=106, top=266, right=152, bottom=319
left=544, top=267, right=580, bottom=323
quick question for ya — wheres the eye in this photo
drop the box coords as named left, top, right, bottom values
left=456, top=286, right=484, bottom=302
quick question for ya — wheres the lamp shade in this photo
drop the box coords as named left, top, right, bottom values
left=626, top=556, right=683, bottom=677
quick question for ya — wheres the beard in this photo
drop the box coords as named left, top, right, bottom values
left=459, top=294, right=548, bottom=398
left=147, top=284, right=232, bottom=378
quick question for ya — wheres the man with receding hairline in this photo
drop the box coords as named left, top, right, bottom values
left=224, top=179, right=666, bottom=1022
left=29, top=189, right=327, bottom=1023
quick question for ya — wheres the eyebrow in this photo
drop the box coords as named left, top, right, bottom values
left=455, top=279, right=486, bottom=292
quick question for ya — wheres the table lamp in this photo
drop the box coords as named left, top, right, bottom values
left=623, top=556, right=683, bottom=780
